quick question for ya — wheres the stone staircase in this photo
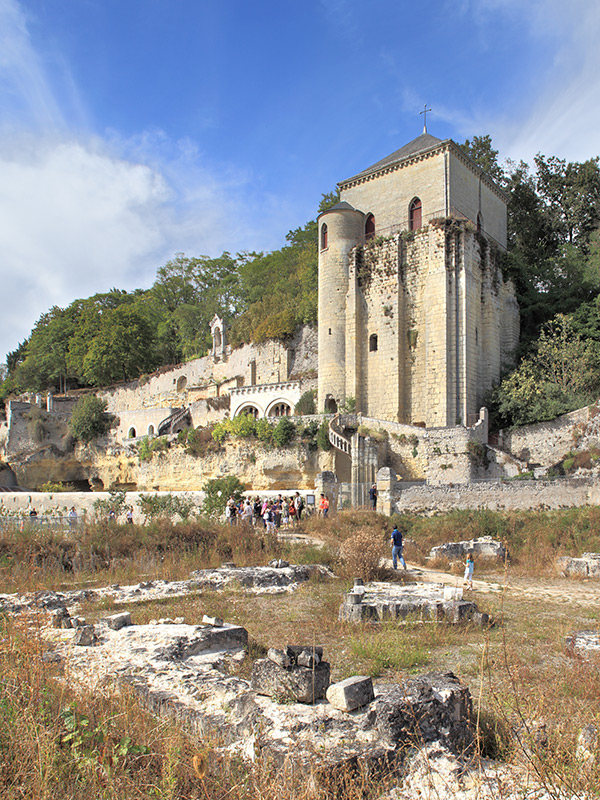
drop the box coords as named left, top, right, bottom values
left=328, top=414, right=352, bottom=456
left=158, top=407, right=192, bottom=436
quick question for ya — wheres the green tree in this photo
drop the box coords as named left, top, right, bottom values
left=493, top=315, right=600, bottom=426
left=81, top=305, right=158, bottom=385
left=70, top=395, right=114, bottom=443
left=201, top=476, right=245, bottom=518
left=459, top=135, right=505, bottom=185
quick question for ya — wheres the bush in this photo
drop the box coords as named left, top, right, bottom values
left=317, top=420, right=331, bottom=451
left=272, top=417, right=296, bottom=446
left=70, top=396, right=113, bottom=443
left=294, top=390, right=316, bottom=416
left=137, top=493, right=196, bottom=522
left=201, top=476, right=245, bottom=518
left=338, top=528, right=387, bottom=581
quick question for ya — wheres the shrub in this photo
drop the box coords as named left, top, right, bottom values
left=272, top=417, right=296, bottom=447
left=294, top=389, right=316, bottom=416
left=137, top=493, right=196, bottom=522
left=70, top=396, right=113, bottom=443
left=201, top=476, right=245, bottom=518
left=338, top=528, right=387, bottom=581
left=93, top=490, right=129, bottom=521
left=317, top=420, right=331, bottom=451
left=39, top=481, right=75, bottom=492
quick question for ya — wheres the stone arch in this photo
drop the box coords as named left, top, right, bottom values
left=236, top=404, right=260, bottom=419
left=176, top=375, right=188, bottom=392
left=409, top=197, right=422, bottom=231
left=324, top=395, right=338, bottom=413
left=128, top=427, right=137, bottom=439
left=266, top=401, right=292, bottom=417
left=147, top=424, right=155, bottom=436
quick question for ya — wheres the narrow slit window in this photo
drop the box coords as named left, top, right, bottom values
left=365, top=214, right=375, bottom=240
left=369, top=334, right=378, bottom=352
left=321, top=223, right=328, bottom=249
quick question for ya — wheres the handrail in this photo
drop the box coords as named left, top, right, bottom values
left=328, top=414, right=352, bottom=456
left=157, top=407, right=191, bottom=436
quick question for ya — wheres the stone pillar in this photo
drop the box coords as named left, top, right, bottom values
left=315, top=471, right=338, bottom=512
left=376, top=466, right=396, bottom=516
left=46, top=392, right=54, bottom=412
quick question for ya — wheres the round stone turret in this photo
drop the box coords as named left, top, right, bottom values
left=318, top=202, right=364, bottom=412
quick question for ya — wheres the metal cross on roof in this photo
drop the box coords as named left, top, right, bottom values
left=419, top=104, right=432, bottom=133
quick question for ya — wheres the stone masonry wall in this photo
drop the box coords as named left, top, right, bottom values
left=100, top=325, right=317, bottom=417
left=501, top=406, right=592, bottom=467
left=392, top=476, right=600, bottom=514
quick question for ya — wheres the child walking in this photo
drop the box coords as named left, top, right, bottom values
left=463, top=552, right=474, bottom=590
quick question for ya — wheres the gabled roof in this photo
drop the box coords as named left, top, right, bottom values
left=341, top=132, right=447, bottom=185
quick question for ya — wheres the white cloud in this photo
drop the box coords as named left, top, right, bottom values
left=0, top=0, right=290, bottom=360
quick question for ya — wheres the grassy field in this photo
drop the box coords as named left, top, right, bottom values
left=1, top=509, right=600, bottom=798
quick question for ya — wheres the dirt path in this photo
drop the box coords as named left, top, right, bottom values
left=405, top=562, right=600, bottom=608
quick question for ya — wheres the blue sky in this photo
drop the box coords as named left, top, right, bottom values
left=1, top=0, right=600, bottom=362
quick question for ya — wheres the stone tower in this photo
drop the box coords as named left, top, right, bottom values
left=317, top=130, right=519, bottom=427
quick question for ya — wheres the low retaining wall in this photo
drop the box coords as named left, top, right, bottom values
left=0, top=490, right=206, bottom=523
left=390, top=477, right=600, bottom=514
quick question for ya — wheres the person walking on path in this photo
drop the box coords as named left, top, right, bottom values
left=391, top=524, right=407, bottom=570
left=463, top=552, right=475, bottom=590
left=369, top=484, right=377, bottom=510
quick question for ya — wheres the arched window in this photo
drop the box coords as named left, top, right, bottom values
left=236, top=405, right=259, bottom=419
left=176, top=375, right=187, bottom=392
left=477, top=212, right=483, bottom=234
left=128, top=427, right=137, bottom=439
left=369, top=334, right=378, bottom=352
left=269, top=402, right=292, bottom=417
left=320, top=223, right=328, bottom=250
left=409, top=198, right=422, bottom=231
left=147, top=424, right=155, bottom=436
left=365, top=214, right=375, bottom=241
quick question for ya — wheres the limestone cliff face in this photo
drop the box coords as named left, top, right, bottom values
left=8, top=437, right=335, bottom=492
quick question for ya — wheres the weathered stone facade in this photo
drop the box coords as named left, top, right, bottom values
left=318, top=132, right=519, bottom=427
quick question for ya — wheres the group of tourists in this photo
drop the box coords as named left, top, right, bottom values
left=225, top=492, right=306, bottom=530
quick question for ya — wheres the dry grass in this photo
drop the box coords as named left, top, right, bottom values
left=3, top=510, right=600, bottom=797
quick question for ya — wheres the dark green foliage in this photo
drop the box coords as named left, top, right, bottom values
left=294, top=389, right=316, bottom=416
left=201, top=476, right=245, bottom=518
left=317, top=420, right=331, bottom=451
left=69, top=396, right=114, bottom=443
left=272, top=416, right=296, bottom=446
left=492, top=314, right=600, bottom=427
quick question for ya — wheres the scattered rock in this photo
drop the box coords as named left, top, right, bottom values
left=73, top=625, right=97, bottom=646
left=557, top=553, right=600, bottom=579
left=576, top=724, right=598, bottom=768
left=429, top=537, right=507, bottom=562
left=565, top=630, right=600, bottom=660
left=250, top=656, right=330, bottom=704
left=327, top=676, right=374, bottom=711
left=268, top=559, right=290, bottom=568
left=103, top=611, right=132, bottom=630
left=366, top=672, right=474, bottom=756
left=51, top=607, right=72, bottom=629
left=41, top=650, right=64, bottom=664
left=202, top=615, right=224, bottom=627
left=267, top=647, right=291, bottom=667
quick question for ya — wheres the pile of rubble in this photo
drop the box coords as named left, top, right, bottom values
left=339, top=579, right=490, bottom=626
left=429, top=537, right=507, bottom=562
left=556, top=553, right=600, bottom=579
left=0, top=562, right=332, bottom=614
left=566, top=630, right=600, bottom=661
left=43, top=606, right=474, bottom=772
